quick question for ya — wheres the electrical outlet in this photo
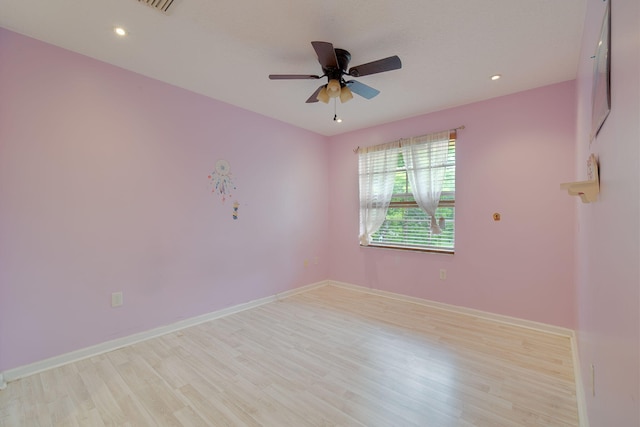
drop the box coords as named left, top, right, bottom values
left=440, top=269, right=447, bottom=280
left=111, top=292, right=123, bottom=308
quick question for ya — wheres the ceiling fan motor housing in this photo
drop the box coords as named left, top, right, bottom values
left=325, top=48, right=351, bottom=81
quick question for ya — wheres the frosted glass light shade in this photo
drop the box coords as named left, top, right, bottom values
left=316, top=87, right=330, bottom=103
left=326, top=79, right=341, bottom=98
left=340, top=85, right=353, bottom=103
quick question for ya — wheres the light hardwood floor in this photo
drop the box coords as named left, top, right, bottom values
left=0, top=285, right=579, bottom=426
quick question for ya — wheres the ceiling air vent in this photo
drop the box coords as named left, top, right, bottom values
left=137, top=0, right=176, bottom=13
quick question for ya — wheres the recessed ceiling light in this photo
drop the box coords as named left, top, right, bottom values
left=491, top=74, right=502, bottom=81
left=114, top=27, right=127, bottom=37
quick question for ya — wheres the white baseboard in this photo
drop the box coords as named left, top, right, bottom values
left=1, top=277, right=588, bottom=427
left=327, top=280, right=575, bottom=337
left=571, top=334, right=590, bottom=427
left=1, top=280, right=328, bottom=384
left=327, top=280, right=589, bottom=425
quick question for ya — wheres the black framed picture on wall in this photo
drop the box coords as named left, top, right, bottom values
left=591, top=0, right=611, bottom=141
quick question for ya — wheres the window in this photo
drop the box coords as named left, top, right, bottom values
left=358, top=131, right=456, bottom=253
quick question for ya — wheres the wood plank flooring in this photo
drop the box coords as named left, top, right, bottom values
left=0, top=285, right=579, bottom=426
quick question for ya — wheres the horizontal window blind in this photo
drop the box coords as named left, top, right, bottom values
left=365, top=138, right=456, bottom=252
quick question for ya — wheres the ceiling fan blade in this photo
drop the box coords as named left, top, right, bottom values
left=348, top=55, right=402, bottom=77
left=269, top=74, right=321, bottom=80
left=345, top=80, right=380, bottom=99
left=311, top=41, right=338, bottom=69
left=305, top=85, right=324, bottom=103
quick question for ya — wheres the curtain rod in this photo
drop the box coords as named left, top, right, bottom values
left=353, top=125, right=465, bottom=154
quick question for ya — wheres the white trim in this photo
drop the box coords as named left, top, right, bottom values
left=327, top=281, right=588, bottom=425
left=327, top=280, right=574, bottom=337
left=1, top=280, right=328, bottom=384
left=2, top=276, right=587, bottom=425
left=571, top=334, right=590, bottom=427
left=274, top=280, right=327, bottom=301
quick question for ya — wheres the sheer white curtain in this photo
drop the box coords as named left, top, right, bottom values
left=402, top=130, right=450, bottom=235
left=358, top=142, right=400, bottom=245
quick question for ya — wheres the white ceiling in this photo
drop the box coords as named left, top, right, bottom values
left=0, top=0, right=586, bottom=136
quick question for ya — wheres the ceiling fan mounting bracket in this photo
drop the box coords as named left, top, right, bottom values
left=322, top=49, right=351, bottom=83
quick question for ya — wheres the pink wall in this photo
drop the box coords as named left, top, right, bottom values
left=574, top=0, right=640, bottom=425
left=0, top=29, right=329, bottom=372
left=5, top=12, right=637, bottom=424
left=328, top=81, right=577, bottom=328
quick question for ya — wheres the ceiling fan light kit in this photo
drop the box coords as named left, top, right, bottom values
left=339, top=85, right=353, bottom=103
left=316, top=87, right=330, bottom=103
left=326, top=79, right=341, bottom=98
left=316, top=80, right=353, bottom=104
left=269, top=41, right=401, bottom=118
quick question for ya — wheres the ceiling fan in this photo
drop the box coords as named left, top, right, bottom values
left=269, top=41, right=402, bottom=104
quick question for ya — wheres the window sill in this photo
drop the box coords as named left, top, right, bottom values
left=360, top=244, right=454, bottom=255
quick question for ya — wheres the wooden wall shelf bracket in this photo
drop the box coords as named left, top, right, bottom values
left=560, top=154, right=599, bottom=203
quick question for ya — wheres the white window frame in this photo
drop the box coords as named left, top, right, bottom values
left=360, top=133, right=456, bottom=253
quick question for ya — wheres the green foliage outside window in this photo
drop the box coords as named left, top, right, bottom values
left=370, top=141, right=455, bottom=252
